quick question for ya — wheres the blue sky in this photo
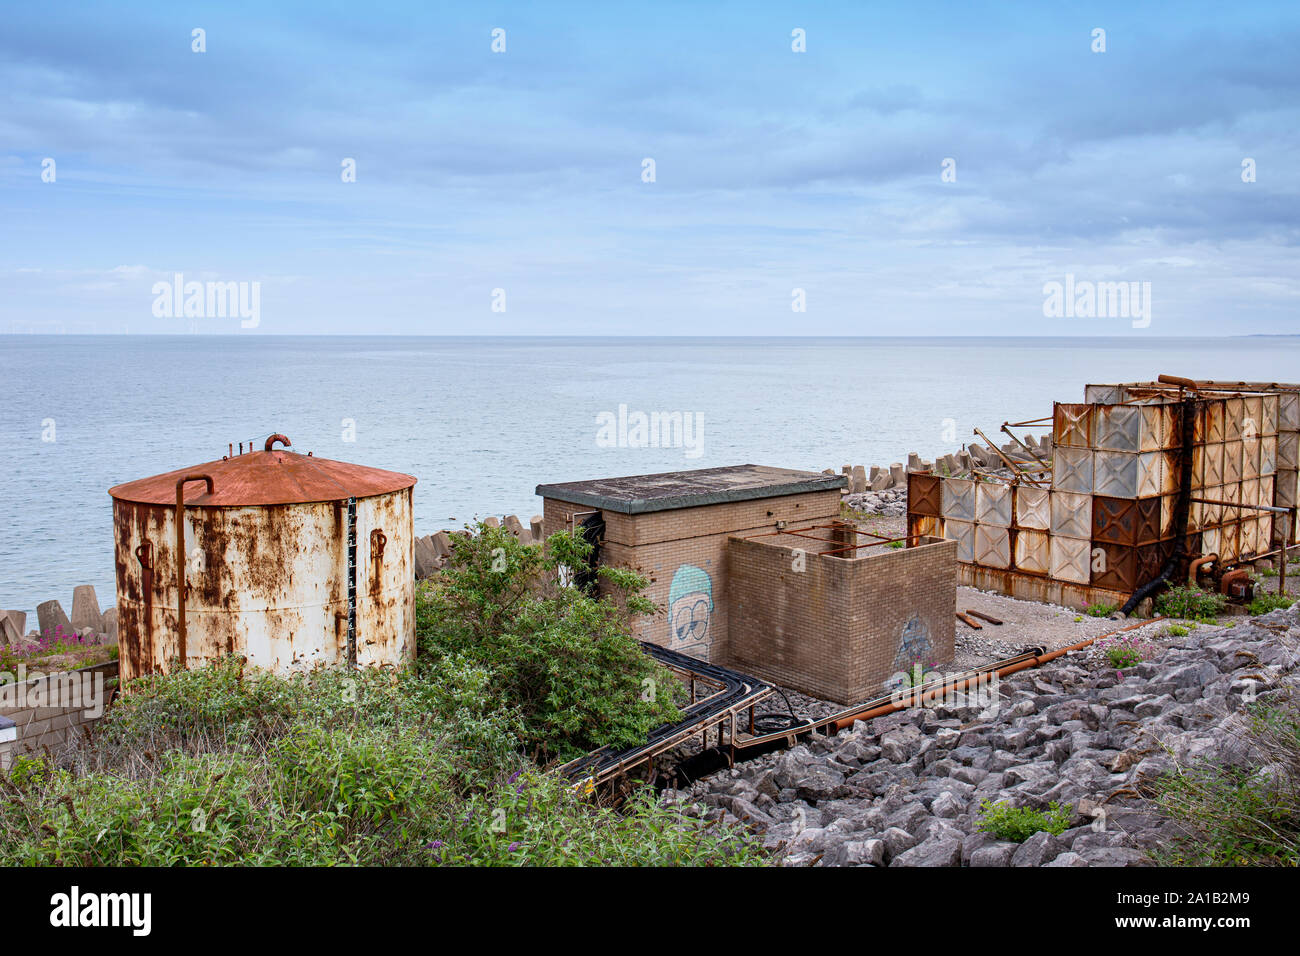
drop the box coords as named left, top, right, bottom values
left=1, top=1, right=1297, bottom=335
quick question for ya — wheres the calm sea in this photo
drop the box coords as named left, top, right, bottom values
left=3, top=335, right=1298, bottom=624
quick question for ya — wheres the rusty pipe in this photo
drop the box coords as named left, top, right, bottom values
left=175, top=474, right=214, bottom=667
left=264, top=433, right=291, bottom=451
left=824, top=617, right=1165, bottom=733
left=1189, top=553, right=1218, bottom=587
left=1157, top=374, right=1199, bottom=392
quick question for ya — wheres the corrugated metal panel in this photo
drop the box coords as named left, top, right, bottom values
left=1225, top=398, right=1247, bottom=442
left=1195, top=441, right=1225, bottom=488
left=1242, top=439, right=1261, bottom=480
left=1141, top=452, right=1168, bottom=498
left=1262, top=395, right=1279, bottom=436
left=1054, top=403, right=1093, bottom=448
left=1136, top=541, right=1172, bottom=583
left=1094, top=450, right=1139, bottom=499
left=1205, top=400, right=1226, bottom=444
left=1278, top=471, right=1299, bottom=508
left=1085, top=384, right=1124, bottom=404
left=974, top=524, right=1010, bottom=569
left=1015, top=485, right=1051, bottom=530
left=945, top=519, right=975, bottom=563
left=1279, top=433, right=1298, bottom=471
left=1278, top=392, right=1300, bottom=431
left=1092, top=495, right=1160, bottom=547
left=1053, top=446, right=1094, bottom=494
left=909, top=472, right=942, bottom=517
left=1090, top=541, right=1137, bottom=591
left=1260, top=436, right=1277, bottom=477
left=1219, top=521, right=1241, bottom=561
left=941, top=478, right=976, bottom=522
left=1051, top=490, right=1093, bottom=539
left=1223, top=441, right=1245, bottom=483
left=1014, top=529, right=1050, bottom=575
left=1244, top=396, right=1264, bottom=436
left=975, top=481, right=1013, bottom=528
left=1050, top=535, right=1091, bottom=585
left=1092, top=405, right=1142, bottom=452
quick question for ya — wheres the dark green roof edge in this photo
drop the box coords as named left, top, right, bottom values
left=535, top=473, right=847, bottom=515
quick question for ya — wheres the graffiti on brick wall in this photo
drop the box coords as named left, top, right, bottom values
left=881, top=615, right=938, bottom=692
left=668, top=564, right=713, bottom=656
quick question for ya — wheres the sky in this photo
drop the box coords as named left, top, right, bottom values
left=1, top=1, right=1297, bottom=336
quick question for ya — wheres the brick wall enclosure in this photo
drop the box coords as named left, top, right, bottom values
left=726, top=535, right=957, bottom=703
left=0, top=661, right=117, bottom=769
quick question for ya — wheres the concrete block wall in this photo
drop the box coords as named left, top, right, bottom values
left=0, top=661, right=118, bottom=770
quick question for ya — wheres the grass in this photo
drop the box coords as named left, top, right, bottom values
left=1083, top=602, right=1118, bottom=618
left=1152, top=703, right=1300, bottom=866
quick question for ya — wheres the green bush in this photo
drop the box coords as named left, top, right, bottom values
left=1152, top=704, right=1300, bottom=866
left=1156, top=585, right=1227, bottom=622
left=1083, top=602, right=1117, bottom=618
left=416, top=523, right=684, bottom=762
left=1247, top=592, right=1295, bottom=616
left=975, top=800, right=1072, bottom=843
left=0, top=658, right=759, bottom=867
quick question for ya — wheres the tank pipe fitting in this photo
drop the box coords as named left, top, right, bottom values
left=264, top=433, right=291, bottom=451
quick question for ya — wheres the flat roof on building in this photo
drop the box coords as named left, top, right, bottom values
left=535, top=464, right=846, bottom=514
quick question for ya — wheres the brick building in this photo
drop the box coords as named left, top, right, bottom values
left=538, top=464, right=957, bottom=703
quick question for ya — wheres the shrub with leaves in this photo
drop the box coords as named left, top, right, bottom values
left=416, top=522, right=684, bottom=762
left=975, top=800, right=1072, bottom=843
left=1156, top=585, right=1227, bottom=622
left=1092, top=632, right=1155, bottom=670
left=1247, top=592, right=1295, bottom=616
left=0, top=656, right=757, bottom=867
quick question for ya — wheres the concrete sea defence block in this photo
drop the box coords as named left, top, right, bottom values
left=530, top=515, right=544, bottom=542
left=504, top=514, right=528, bottom=541
left=101, top=607, right=118, bottom=644
left=414, top=536, right=440, bottom=579
left=2, top=611, right=26, bottom=641
left=70, top=585, right=104, bottom=633
left=850, top=465, right=867, bottom=494
left=36, top=600, right=72, bottom=637
left=1, top=616, right=20, bottom=647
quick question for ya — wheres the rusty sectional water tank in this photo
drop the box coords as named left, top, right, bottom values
left=108, top=434, right=417, bottom=681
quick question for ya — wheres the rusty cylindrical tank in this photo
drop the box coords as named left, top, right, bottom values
left=109, top=433, right=417, bottom=681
